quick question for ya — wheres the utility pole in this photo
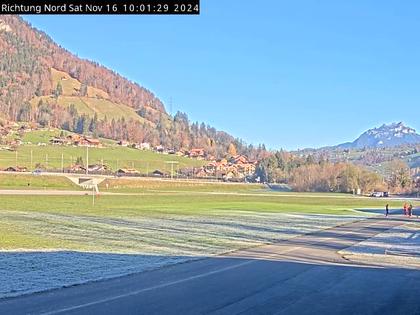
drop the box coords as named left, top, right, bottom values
left=165, top=161, right=179, bottom=180
left=30, top=150, right=33, bottom=171
left=86, top=146, right=89, bottom=175
left=61, top=153, right=64, bottom=172
left=15, top=150, right=18, bottom=168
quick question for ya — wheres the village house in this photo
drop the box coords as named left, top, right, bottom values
left=4, top=166, right=28, bottom=172
left=0, top=127, right=9, bottom=137
left=117, top=168, right=140, bottom=176
left=229, top=155, right=257, bottom=176
left=68, top=164, right=85, bottom=173
left=50, top=137, right=66, bottom=145
left=155, top=145, right=165, bottom=153
left=66, top=134, right=82, bottom=145
left=137, top=142, right=151, bottom=150
left=9, top=139, right=22, bottom=146
left=195, top=168, right=211, bottom=178
left=80, top=137, right=101, bottom=147
left=189, top=148, right=205, bottom=159
left=66, top=135, right=101, bottom=147
left=197, top=155, right=257, bottom=180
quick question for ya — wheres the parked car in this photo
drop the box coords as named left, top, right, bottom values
left=370, top=191, right=389, bottom=198
left=32, top=169, right=42, bottom=175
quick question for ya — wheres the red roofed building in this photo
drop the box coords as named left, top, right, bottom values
left=189, top=148, right=205, bottom=159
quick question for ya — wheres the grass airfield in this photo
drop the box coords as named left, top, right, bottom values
left=0, top=173, right=417, bottom=298
left=0, top=173, right=408, bottom=251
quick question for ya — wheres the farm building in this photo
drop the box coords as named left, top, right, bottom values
left=189, top=148, right=205, bottom=159
left=117, top=168, right=140, bottom=176
left=4, top=166, right=28, bottom=172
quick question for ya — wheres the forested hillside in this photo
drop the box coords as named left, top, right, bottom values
left=0, top=16, right=264, bottom=159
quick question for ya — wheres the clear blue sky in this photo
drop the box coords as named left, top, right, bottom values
left=23, top=0, right=420, bottom=150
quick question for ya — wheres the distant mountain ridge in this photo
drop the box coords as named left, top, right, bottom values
left=336, top=122, right=420, bottom=149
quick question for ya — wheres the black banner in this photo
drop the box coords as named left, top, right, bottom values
left=0, top=0, right=200, bottom=15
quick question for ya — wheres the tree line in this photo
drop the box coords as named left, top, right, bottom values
left=255, top=151, right=417, bottom=194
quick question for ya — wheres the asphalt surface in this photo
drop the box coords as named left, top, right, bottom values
left=1, top=215, right=420, bottom=315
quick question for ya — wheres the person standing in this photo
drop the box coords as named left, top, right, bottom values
left=403, top=202, right=408, bottom=216
left=408, top=204, right=413, bottom=217
left=385, top=204, right=389, bottom=217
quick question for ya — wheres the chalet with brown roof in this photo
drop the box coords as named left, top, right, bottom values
left=195, top=168, right=210, bottom=178
left=81, top=137, right=101, bottom=147
left=117, top=168, right=140, bottom=175
left=230, top=155, right=249, bottom=165
left=67, top=134, right=82, bottom=143
left=198, top=154, right=257, bottom=180
left=189, top=148, right=205, bottom=159
left=65, top=135, right=101, bottom=147
left=4, top=166, right=27, bottom=172
left=68, top=164, right=85, bottom=172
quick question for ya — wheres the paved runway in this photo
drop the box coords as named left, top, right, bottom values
left=1, top=216, right=419, bottom=315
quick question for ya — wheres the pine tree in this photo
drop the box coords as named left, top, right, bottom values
left=55, top=82, right=63, bottom=98
left=79, top=82, right=88, bottom=97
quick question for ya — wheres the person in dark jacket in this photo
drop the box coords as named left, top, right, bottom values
left=408, top=204, right=413, bottom=217
left=385, top=204, right=389, bottom=217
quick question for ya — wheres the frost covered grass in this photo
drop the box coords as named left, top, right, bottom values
left=0, top=191, right=407, bottom=298
left=0, top=193, right=404, bottom=249
left=0, top=210, right=358, bottom=298
left=340, top=220, right=420, bottom=267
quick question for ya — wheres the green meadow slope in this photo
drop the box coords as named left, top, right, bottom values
left=1, top=130, right=205, bottom=172
left=30, top=69, right=153, bottom=124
